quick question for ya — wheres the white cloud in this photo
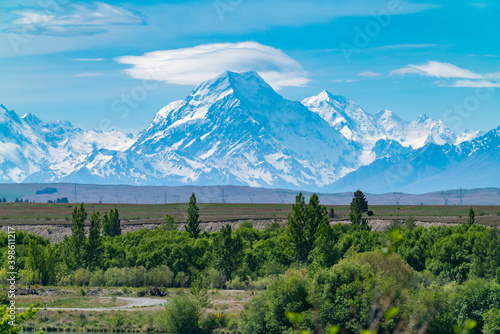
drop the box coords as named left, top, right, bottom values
left=390, top=61, right=483, bottom=79
left=331, top=79, right=356, bottom=83
left=73, top=72, right=103, bottom=78
left=358, top=71, right=381, bottom=77
left=115, top=42, right=309, bottom=89
left=448, top=80, right=500, bottom=88
left=371, top=43, right=436, bottom=50
left=4, top=2, right=144, bottom=36
left=73, top=58, right=104, bottom=62
left=390, top=61, right=500, bottom=88
left=468, top=2, right=487, bottom=8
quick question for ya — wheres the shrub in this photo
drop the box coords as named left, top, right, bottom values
left=367, top=210, right=374, bottom=216
left=483, top=308, right=500, bottom=334
left=238, top=221, right=253, bottom=229
left=200, top=312, right=228, bottom=330
left=226, top=275, right=246, bottom=290
left=208, top=269, right=226, bottom=289
left=74, top=268, right=91, bottom=287
left=89, top=269, right=105, bottom=286
left=175, top=271, right=190, bottom=288
left=105, top=267, right=127, bottom=286
left=128, top=266, right=146, bottom=287
left=159, top=295, right=199, bottom=333
left=145, top=265, right=174, bottom=287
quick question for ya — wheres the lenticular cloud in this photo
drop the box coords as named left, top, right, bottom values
left=115, top=42, right=309, bottom=90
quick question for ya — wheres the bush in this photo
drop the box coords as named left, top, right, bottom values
left=208, top=269, right=226, bottom=289
left=248, top=276, right=277, bottom=290
left=367, top=210, right=374, bottom=216
left=145, top=265, right=174, bottom=287
left=175, top=271, right=190, bottom=288
left=159, top=295, right=199, bottom=333
left=105, top=267, right=127, bottom=286
left=240, top=269, right=311, bottom=334
left=89, top=269, right=105, bottom=286
left=128, top=266, right=146, bottom=287
left=74, top=268, right=91, bottom=287
left=483, top=308, right=500, bottom=334
left=200, top=312, right=228, bottom=330
left=238, top=221, right=253, bottom=229
left=226, top=275, right=246, bottom=290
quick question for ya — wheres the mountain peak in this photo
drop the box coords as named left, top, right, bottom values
left=302, top=90, right=351, bottom=107
left=190, top=70, right=280, bottom=105
left=21, top=113, right=43, bottom=127
left=0, top=104, right=21, bottom=123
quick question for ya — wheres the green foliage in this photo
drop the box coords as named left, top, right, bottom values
left=349, top=197, right=363, bottom=225
left=1, top=305, right=42, bottom=334
left=286, top=193, right=329, bottom=263
left=162, top=214, right=178, bottom=231
left=102, top=208, right=121, bottom=237
left=86, top=211, right=102, bottom=270
left=483, top=308, right=500, bottom=334
left=25, top=239, right=55, bottom=285
left=70, top=203, right=87, bottom=268
left=160, top=294, right=199, bottom=333
left=351, top=190, right=369, bottom=213
left=239, top=220, right=254, bottom=229
left=468, top=207, right=475, bottom=226
left=240, top=269, right=311, bottom=334
left=185, top=193, right=200, bottom=238
left=213, top=224, right=244, bottom=279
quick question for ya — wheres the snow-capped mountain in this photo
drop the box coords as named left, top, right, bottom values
left=329, top=126, right=500, bottom=194
left=0, top=104, right=134, bottom=183
left=58, top=71, right=361, bottom=189
left=302, top=91, right=475, bottom=156
left=0, top=71, right=495, bottom=193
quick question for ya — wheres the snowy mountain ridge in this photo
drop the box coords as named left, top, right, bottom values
left=0, top=72, right=493, bottom=192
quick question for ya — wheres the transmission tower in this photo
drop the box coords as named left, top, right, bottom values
left=441, top=191, right=451, bottom=206
left=248, top=193, right=256, bottom=204
left=393, top=192, right=402, bottom=205
left=221, top=186, right=229, bottom=203
left=279, top=193, right=287, bottom=204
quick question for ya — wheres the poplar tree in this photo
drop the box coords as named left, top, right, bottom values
left=185, top=193, right=201, bottom=238
left=87, top=211, right=102, bottom=269
left=71, top=203, right=87, bottom=268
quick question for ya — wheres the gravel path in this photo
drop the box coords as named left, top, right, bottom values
left=22, top=297, right=167, bottom=311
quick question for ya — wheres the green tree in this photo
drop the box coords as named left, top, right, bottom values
left=103, top=209, right=121, bottom=237
left=185, top=193, right=200, bottom=238
left=71, top=203, right=87, bottom=268
left=213, top=224, right=243, bottom=279
left=351, top=190, right=369, bottom=213
left=110, top=208, right=122, bottom=237
left=86, top=211, right=102, bottom=270
left=349, top=196, right=363, bottom=225
left=26, top=240, right=55, bottom=285
left=286, top=193, right=329, bottom=263
left=1, top=305, right=42, bottom=334
left=102, top=211, right=111, bottom=237
left=162, top=214, right=178, bottom=231
left=468, top=207, right=475, bottom=226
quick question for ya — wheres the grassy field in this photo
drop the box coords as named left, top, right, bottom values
left=1, top=202, right=500, bottom=226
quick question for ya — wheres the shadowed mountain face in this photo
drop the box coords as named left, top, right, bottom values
left=0, top=72, right=496, bottom=193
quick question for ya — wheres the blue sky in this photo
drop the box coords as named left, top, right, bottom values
left=0, top=0, right=498, bottom=134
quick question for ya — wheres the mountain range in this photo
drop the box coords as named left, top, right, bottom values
left=0, top=71, right=496, bottom=194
